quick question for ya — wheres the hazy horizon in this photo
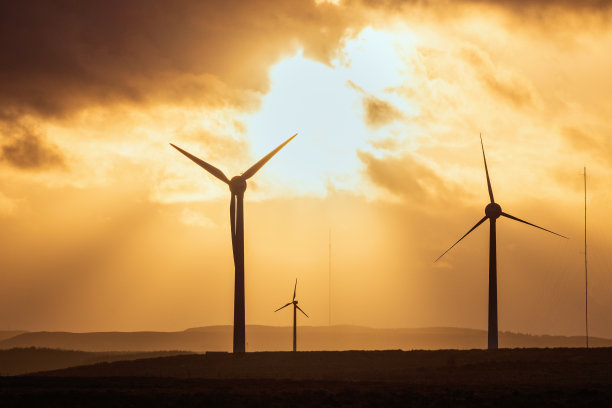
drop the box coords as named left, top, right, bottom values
left=3, top=324, right=610, bottom=355
left=0, top=323, right=606, bottom=340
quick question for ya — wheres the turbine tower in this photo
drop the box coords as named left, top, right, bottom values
left=275, top=279, right=309, bottom=352
left=171, top=133, right=297, bottom=353
left=435, top=135, right=567, bottom=350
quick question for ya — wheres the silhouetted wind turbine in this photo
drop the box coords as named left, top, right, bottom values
left=275, top=278, right=309, bottom=352
left=435, top=135, right=567, bottom=350
left=171, top=133, right=297, bottom=353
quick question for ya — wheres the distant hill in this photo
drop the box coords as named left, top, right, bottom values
left=0, top=328, right=227, bottom=353
left=0, top=348, right=188, bottom=376
left=0, top=331, right=28, bottom=342
left=0, top=325, right=608, bottom=352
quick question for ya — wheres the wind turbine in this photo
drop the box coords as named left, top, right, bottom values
left=275, top=278, right=309, bottom=352
left=170, top=133, right=297, bottom=353
left=435, top=135, right=567, bottom=350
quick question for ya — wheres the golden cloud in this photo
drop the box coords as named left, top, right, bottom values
left=358, top=150, right=465, bottom=204
left=0, top=0, right=366, bottom=122
left=459, top=44, right=537, bottom=109
left=0, top=123, right=65, bottom=170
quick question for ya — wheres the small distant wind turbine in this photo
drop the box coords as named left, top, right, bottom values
left=275, top=278, right=309, bottom=352
left=171, top=133, right=297, bottom=353
left=435, top=134, right=567, bottom=350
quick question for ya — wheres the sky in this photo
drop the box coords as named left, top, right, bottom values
left=1, top=0, right=612, bottom=338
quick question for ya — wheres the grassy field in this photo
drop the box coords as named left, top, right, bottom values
left=1, top=348, right=611, bottom=406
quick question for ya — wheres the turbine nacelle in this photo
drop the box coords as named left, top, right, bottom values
left=229, top=176, right=247, bottom=195
left=485, top=202, right=502, bottom=219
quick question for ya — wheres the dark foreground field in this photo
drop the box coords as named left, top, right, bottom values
left=2, top=348, right=612, bottom=407
left=0, top=348, right=189, bottom=376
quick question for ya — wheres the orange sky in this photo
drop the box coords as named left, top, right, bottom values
left=1, top=0, right=612, bottom=338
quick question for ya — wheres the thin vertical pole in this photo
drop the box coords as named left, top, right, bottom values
left=488, top=219, right=498, bottom=350
left=585, top=167, right=589, bottom=349
left=329, top=228, right=331, bottom=326
left=293, top=304, right=297, bottom=352
left=233, top=193, right=245, bottom=353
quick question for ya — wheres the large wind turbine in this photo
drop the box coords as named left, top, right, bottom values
left=435, top=135, right=567, bottom=350
left=275, top=279, right=309, bottom=352
left=171, top=133, right=297, bottom=353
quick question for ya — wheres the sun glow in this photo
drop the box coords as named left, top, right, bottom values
left=243, top=27, right=418, bottom=198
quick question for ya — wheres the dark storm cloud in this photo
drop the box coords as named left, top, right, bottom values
left=0, top=0, right=364, bottom=121
left=1, top=125, right=65, bottom=170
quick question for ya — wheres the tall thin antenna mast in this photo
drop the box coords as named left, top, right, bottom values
left=584, top=167, right=589, bottom=349
left=328, top=228, right=331, bottom=326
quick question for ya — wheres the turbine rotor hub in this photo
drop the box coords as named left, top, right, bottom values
left=485, top=202, right=502, bottom=219
left=229, top=176, right=247, bottom=194
left=294, top=300, right=298, bottom=305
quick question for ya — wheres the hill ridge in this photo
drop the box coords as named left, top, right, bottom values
left=1, top=325, right=609, bottom=352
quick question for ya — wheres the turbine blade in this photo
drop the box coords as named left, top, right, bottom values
left=293, top=278, right=297, bottom=301
left=435, top=216, right=488, bottom=262
left=241, top=133, right=297, bottom=180
left=501, top=212, right=568, bottom=239
left=170, top=144, right=230, bottom=184
left=274, top=302, right=292, bottom=312
left=296, top=305, right=309, bottom=318
left=480, top=134, right=495, bottom=203
left=230, top=194, right=237, bottom=262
